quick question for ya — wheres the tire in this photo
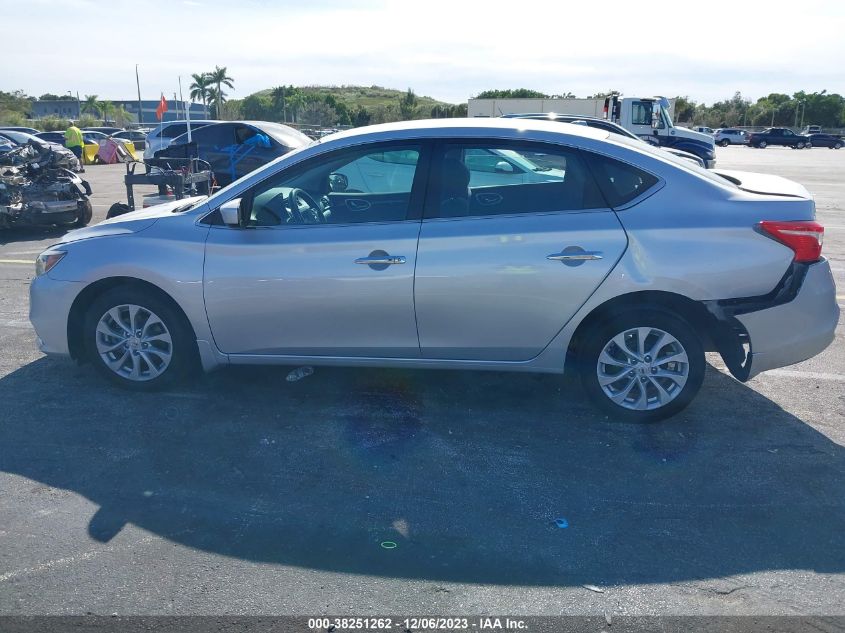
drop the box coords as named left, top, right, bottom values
left=796, top=141, right=805, bottom=149
left=83, top=286, right=198, bottom=391
left=578, top=309, right=705, bottom=423
left=758, top=140, right=767, bottom=148
left=719, top=139, right=730, bottom=147
left=74, top=199, right=93, bottom=228
left=834, top=141, right=843, bottom=149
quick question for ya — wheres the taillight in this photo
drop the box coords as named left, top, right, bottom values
left=758, top=220, right=824, bottom=263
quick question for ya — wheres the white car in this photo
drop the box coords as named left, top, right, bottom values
left=714, top=129, right=749, bottom=146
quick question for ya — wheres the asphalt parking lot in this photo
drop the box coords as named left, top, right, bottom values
left=1, top=146, right=844, bottom=616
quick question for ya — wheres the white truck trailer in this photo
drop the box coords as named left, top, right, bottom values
left=468, top=95, right=716, bottom=168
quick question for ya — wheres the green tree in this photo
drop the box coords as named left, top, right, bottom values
left=39, top=93, right=75, bottom=101
left=81, top=94, right=100, bottom=118
left=113, top=105, right=132, bottom=127
left=241, top=94, right=270, bottom=120
left=475, top=89, right=548, bottom=99
left=207, top=66, right=234, bottom=120
left=300, top=100, right=337, bottom=127
left=399, top=88, right=418, bottom=120
left=189, top=73, right=212, bottom=117
left=673, top=96, right=697, bottom=123
left=793, top=90, right=845, bottom=128
left=270, top=86, right=287, bottom=122
left=98, top=100, right=115, bottom=124
left=351, top=105, right=371, bottom=127
left=285, top=89, right=308, bottom=123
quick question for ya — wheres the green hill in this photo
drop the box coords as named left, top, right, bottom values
left=231, top=84, right=466, bottom=127
left=251, top=84, right=457, bottom=111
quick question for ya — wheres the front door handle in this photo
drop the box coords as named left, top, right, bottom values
left=354, top=255, right=406, bottom=265
left=547, top=251, right=603, bottom=262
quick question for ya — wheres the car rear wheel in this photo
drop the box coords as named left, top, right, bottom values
left=83, top=286, right=197, bottom=391
left=719, top=139, right=730, bottom=147
left=578, top=309, right=705, bottom=423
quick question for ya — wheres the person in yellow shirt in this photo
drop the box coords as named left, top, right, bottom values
left=65, top=122, right=85, bottom=173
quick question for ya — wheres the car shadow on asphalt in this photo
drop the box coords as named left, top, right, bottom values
left=1, top=358, right=843, bottom=587
left=0, top=226, right=69, bottom=245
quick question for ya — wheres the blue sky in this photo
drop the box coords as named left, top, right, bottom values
left=3, top=0, right=843, bottom=105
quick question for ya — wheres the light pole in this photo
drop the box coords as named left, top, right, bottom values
left=136, top=64, right=144, bottom=127
left=66, top=91, right=77, bottom=121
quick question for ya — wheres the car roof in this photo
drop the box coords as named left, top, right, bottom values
left=319, top=117, right=610, bottom=145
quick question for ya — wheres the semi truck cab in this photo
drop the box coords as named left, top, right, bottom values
left=607, top=96, right=716, bottom=168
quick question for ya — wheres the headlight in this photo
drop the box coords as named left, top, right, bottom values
left=35, top=250, right=66, bottom=276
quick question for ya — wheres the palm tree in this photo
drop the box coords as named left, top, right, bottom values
left=207, top=66, right=234, bottom=120
left=189, top=73, right=211, bottom=117
left=270, top=85, right=286, bottom=122
left=206, top=87, right=228, bottom=118
left=286, top=90, right=308, bottom=123
left=81, top=94, right=100, bottom=118
left=98, top=100, right=115, bottom=124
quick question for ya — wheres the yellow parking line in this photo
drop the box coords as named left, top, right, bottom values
left=0, top=259, right=32, bottom=265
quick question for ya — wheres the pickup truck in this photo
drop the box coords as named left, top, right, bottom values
left=748, top=128, right=811, bottom=149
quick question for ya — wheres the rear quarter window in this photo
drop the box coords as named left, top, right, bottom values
left=583, top=152, right=660, bottom=207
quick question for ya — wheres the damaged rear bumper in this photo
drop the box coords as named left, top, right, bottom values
left=706, top=259, right=839, bottom=381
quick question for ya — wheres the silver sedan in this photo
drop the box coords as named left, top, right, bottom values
left=30, top=119, right=839, bottom=422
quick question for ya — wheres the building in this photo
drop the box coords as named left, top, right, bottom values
left=30, top=99, right=207, bottom=124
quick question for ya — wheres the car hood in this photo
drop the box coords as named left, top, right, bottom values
left=714, top=169, right=812, bottom=199
left=57, top=196, right=207, bottom=245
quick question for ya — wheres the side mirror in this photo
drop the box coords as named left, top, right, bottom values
left=329, top=172, right=348, bottom=192
left=494, top=160, right=515, bottom=174
left=220, top=198, right=242, bottom=226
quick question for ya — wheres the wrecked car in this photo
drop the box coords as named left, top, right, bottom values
left=0, top=140, right=92, bottom=229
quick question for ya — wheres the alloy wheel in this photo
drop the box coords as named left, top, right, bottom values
left=596, top=327, right=689, bottom=411
left=95, top=304, right=173, bottom=381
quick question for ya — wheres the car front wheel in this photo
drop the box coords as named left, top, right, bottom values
left=758, top=140, right=767, bottom=148
left=83, top=286, right=196, bottom=390
left=578, top=309, right=705, bottom=423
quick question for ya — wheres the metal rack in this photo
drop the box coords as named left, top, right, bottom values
left=123, top=159, right=213, bottom=211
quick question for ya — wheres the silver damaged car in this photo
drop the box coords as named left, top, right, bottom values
left=29, top=119, right=839, bottom=422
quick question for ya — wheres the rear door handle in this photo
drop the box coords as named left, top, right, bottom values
left=354, top=255, right=406, bottom=265
left=547, top=251, right=603, bottom=261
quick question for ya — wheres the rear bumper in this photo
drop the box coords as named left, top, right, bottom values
left=736, top=259, right=839, bottom=379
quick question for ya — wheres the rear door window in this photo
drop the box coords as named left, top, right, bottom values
left=428, top=141, right=607, bottom=218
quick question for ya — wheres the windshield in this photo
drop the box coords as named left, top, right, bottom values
left=186, top=139, right=317, bottom=212
left=1, top=130, right=31, bottom=144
